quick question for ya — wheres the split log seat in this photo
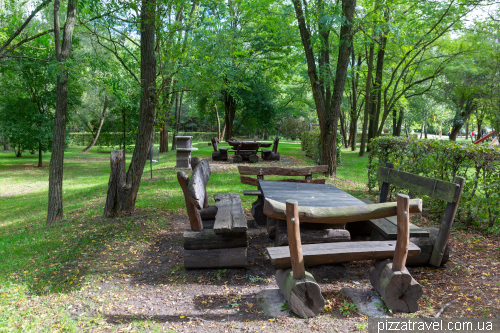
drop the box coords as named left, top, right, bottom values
left=238, top=165, right=328, bottom=227
left=267, top=240, right=421, bottom=270
left=179, top=158, right=248, bottom=269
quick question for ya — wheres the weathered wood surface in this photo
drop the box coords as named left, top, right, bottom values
left=263, top=197, right=422, bottom=224
left=404, top=227, right=449, bottom=266
left=250, top=196, right=267, bottom=226
left=183, top=229, right=247, bottom=250
left=243, top=190, right=262, bottom=196
left=369, top=260, right=423, bottom=312
left=241, top=176, right=325, bottom=187
left=275, top=227, right=351, bottom=246
left=379, top=163, right=394, bottom=203
left=199, top=206, right=218, bottom=220
left=238, top=165, right=328, bottom=176
left=213, top=193, right=247, bottom=234
left=286, top=200, right=305, bottom=279
left=239, top=166, right=327, bottom=176
left=369, top=216, right=429, bottom=239
left=248, top=154, right=259, bottom=163
left=184, top=247, right=247, bottom=269
left=177, top=171, right=203, bottom=231
left=377, top=167, right=461, bottom=203
left=187, top=158, right=211, bottom=210
left=393, top=194, right=410, bottom=271
left=430, top=176, right=465, bottom=267
left=267, top=241, right=421, bottom=269
left=259, top=181, right=366, bottom=208
left=275, top=269, right=325, bottom=318
left=104, top=150, right=128, bottom=217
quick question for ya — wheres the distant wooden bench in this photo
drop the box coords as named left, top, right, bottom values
left=237, top=165, right=328, bottom=226
left=351, top=163, right=465, bottom=267
left=177, top=158, right=247, bottom=269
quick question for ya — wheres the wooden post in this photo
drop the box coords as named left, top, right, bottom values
left=379, top=162, right=394, bottom=203
left=393, top=194, right=410, bottom=271
left=286, top=200, right=305, bottom=279
left=177, top=171, right=203, bottom=231
left=430, top=176, right=465, bottom=267
left=275, top=200, right=325, bottom=318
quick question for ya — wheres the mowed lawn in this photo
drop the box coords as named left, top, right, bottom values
left=0, top=141, right=370, bottom=331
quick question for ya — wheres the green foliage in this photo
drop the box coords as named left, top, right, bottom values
left=280, top=117, right=309, bottom=140
left=300, top=130, right=342, bottom=165
left=339, top=299, right=358, bottom=316
left=374, top=297, right=393, bottom=314
left=368, top=136, right=500, bottom=230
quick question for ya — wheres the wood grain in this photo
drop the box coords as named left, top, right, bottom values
left=184, top=247, right=247, bottom=269
left=267, top=240, right=420, bottom=269
left=263, top=197, right=422, bottom=223
left=393, top=194, right=410, bottom=271
left=240, top=176, right=325, bottom=187
left=238, top=165, right=328, bottom=176
left=286, top=200, right=305, bottom=280
left=177, top=171, right=203, bottom=231
left=213, top=193, right=247, bottom=234
left=187, top=158, right=211, bottom=210
left=183, top=229, right=247, bottom=250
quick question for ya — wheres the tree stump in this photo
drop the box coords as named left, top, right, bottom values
left=248, top=154, right=259, bottom=163
left=233, top=155, right=243, bottom=163
left=103, top=150, right=129, bottom=217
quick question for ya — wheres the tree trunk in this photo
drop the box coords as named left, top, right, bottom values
left=171, top=92, right=179, bottom=150
left=223, top=92, right=236, bottom=140
left=349, top=52, right=361, bottom=151
left=104, top=0, right=156, bottom=216
left=359, top=43, right=374, bottom=157
left=122, top=107, right=126, bottom=152
left=159, top=83, right=172, bottom=153
left=47, top=0, right=77, bottom=225
left=215, top=102, right=221, bottom=140
left=81, top=95, right=108, bottom=153
left=38, top=141, right=43, bottom=167
left=395, top=107, right=404, bottom=136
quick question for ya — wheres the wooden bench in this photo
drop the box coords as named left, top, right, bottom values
left=231, top=142, right=261, bottom=163
left=210, top=137, right=228, bottom=161
left=261, top=137, right=280, bottom=161
left=177, top=157, right=247, bottom=269
left=238, top=165, right=328, bottom=227
left=357, top=163, right=465, bottom=267
left=270, top=196, right=423, bottom=316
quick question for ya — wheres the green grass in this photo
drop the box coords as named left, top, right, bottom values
left=0, top=140, right=371, bottom=331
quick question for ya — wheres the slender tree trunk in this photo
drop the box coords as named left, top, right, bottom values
left=104, top=0, right=156, bottom=216
left=122, top=108, right=126, bottom=152
left=221, top=122, right=226, bottom=142
left=38, top=141, right=43, bottom=167
left=47, top=0, right=77, bottom=224
left=350, top=52, right=361, bottom=151
left=465, top=122, right=469, bottom=141
left=171, top=92, right=179, bottom=150
left=82, top=95, right=108, bottom=153
left=215, top=103, right=221, bottom=140
left=395, top=108, right=404, bottom=136
left=359, top=43, right=374, bottom=157
left=223, top=92, right=236, bottom=140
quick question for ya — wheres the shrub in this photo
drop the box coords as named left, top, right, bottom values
left=280, top=117, right=309, bottom=140
left=300, top=130, right=342, bottom=165
left=368, top=137, right=500, bottom=231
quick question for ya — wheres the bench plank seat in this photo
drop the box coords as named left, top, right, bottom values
left=243, top=190, right=262, bottom=196
left=240, top=176, right=326, bottom=187
left=267, top=241, right=421, bottom=269
left=213, top=193, right=247, bottom=234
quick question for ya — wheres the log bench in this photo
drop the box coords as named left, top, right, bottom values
left=178, top=158, right=247, bottom=269
left=238, top=165, right=328, bottom=227
left=346, top=163, right=464, bottom=267
left=272, top=195, right=423, bottom=316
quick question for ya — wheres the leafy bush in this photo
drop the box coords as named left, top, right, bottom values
left=280, top=117, right=309, bottom=140
left=368, top=136, right=500, bottom=231
left=300, top=130, right=342, bottom=165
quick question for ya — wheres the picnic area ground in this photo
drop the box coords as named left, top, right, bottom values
left=1, top=141, right=499, bottom=332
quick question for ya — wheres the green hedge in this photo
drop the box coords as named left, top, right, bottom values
left=300, top=130, right=342, bottom=165
left=355, top=133, right=418, bottom=142
left=368, top=136, right=500, bottom=231
left=69, top=132, right=217, bottom=148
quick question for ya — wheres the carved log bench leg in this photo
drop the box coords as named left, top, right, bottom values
left=275, top=200, right=325, bottom=318
left=369, top=194, right=423, bottom=313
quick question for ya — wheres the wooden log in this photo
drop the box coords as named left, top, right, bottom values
left=200, top=206, right=218, bottom=220
left=187, top=158, right=211, bottom=210
left=238, top=165, right=328, bottom=176
left=240, top=176, right=325, bottom=187
left=275, top=269, right=325, bottom=318
left=406, top=227, right=450, bottom=266
left=104, top=150, right=128, bottom=217
left=243, top=190, right=262, bottom=196
left=213, top=193, right=247, bottom=234
left=233, top=155, right=243, bottom=163
left=286, top=200, right=305, bottom=279
left=393, top=194, right=410, bottom=271
left=275, top=227, right=351, bottom=246
left=430, top=176, right=465, bottom=267
left=248, top=154, right=259, bottom=163
left=250, top=196, right=267, bottom=226
left=267, top=241, right=421, bottom=269
left=263, top=198, right=423, bottom=223
left=183, top=229, right=247, bottom=250
left=369, top=260, right=423, bottom=312
left=184, top=247, right=247, bottom=269
left=177, top=171, right=203, bottom=231
left=377, top=167, right=461, bottom=203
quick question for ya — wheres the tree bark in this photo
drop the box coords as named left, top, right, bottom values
left=38, top=141, right=43, bottom=167
left=215, top=102, right=221, bottom=140
left=359, top=43, right=374, bottom=157
left=47, top=0, right=77, bottom=224
left=103, top=0, right=156, bottom=216
left=81, top=95, right=108, bottom=153
left=223, top=91, right=236, bottom=140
